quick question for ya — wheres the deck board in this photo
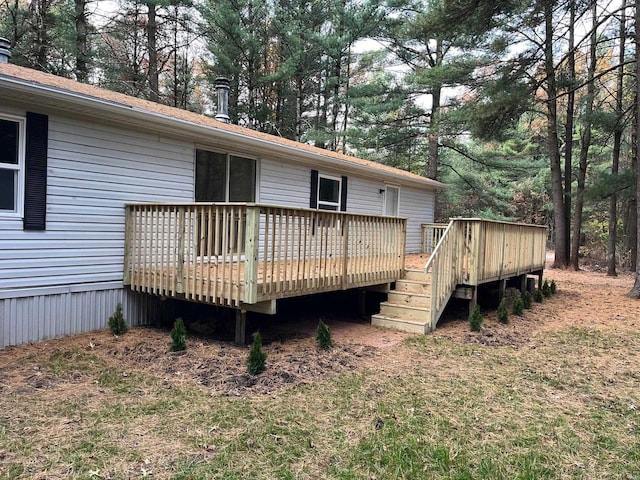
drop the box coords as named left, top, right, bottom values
left=130, top=253, right=407, bottom=306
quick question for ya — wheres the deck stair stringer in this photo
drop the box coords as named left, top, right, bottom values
left=371, top=269, right=435, bottom=334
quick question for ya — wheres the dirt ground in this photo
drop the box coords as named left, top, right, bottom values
left=1, top=254, right=639, bottom=399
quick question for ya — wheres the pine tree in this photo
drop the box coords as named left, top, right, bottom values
left=469, top=305, right=482, bottom=332
left=247, top=331, right=267, bottom=375
left=497, top=299, right=508, bottom=324
left=170, top=317, right=187, bottom=351
left=316, top=319, right=333, bottom=349
left=108, top=303, right=129, bottom=335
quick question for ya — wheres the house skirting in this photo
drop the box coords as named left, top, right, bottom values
left=0, top=285, right=159, bottom=349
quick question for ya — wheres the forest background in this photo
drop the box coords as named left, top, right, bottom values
left=2, top=0, right=640, bottom=294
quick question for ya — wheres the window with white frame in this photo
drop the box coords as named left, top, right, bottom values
left=0, top=114, right=25, bottom=216
left=384, top=185, right=399, bottom=216
left=317, top=174, right=341, bottom=211
left=195, top=149, right=256, bottom=202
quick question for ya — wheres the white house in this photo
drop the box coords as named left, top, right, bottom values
left=0, top=56, right=446, bottom=348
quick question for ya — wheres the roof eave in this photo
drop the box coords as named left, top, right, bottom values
left=0, top=74, right=447, bottom=190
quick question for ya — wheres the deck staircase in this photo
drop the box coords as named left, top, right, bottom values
left=371, top=269, right=434, bottom=334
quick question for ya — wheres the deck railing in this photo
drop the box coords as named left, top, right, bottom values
left=421, top=223, right=448, bottom=254
left=124, top=203, right=406, bottom=307
left=425, top=218, right=547, bottom=329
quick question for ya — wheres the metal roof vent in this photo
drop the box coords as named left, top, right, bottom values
left=0, top=38, right=11, bottom=63
left=215, top=77, right=230, bottom=123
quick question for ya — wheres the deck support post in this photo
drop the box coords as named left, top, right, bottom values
left=518, top=274, right=527, bottom=293
left=498, top=279, right=507, bottom=300
left=468, top=286, right=477, bottom=315
left=358, top=289, right=366, bottom=317
left=235, top=309, right=247, bottom=345
left=537, top=271, right=544, bottom=291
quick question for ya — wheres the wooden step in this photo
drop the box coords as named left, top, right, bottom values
left=379, top=302, right=430, bottom=322
left=403, top=269, right=431, bottom=282
left=394, top=279, right=431, bottom=294
left=371, top=314, right=429, bottom=334
left=387, top=291, right=431, bottom=308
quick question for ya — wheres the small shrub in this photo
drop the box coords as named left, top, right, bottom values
left=316, top=319, right=333, bottom=350
left=512, top=298, right=524, bottom=316
left=247, top=331, right=267, bottom=375
left=550, top=280, right=557, bottom=294
left=170, top=318, right=187, bottom=352
left=542, top=280, right=552, bottom=297
left=522, top=291, right=532, bottom=309
left=108, top=303, right=128, bottom=336
left=469, top=305, right=483, bottom=332
left=497, top=299, right=509, bottom=324
left=534, top=289, right=543, bottom=303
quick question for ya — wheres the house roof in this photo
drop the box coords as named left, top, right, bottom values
left=0, top=63, right=446, bottom=190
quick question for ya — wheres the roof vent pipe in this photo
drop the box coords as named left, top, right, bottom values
left=215, top=77, right=230, bottom=123
left=0, top=38, right=11, bottom=64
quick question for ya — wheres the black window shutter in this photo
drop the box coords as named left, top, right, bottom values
left=24, top=112, right=49, bottom=231
left=310, top=169, right=318, bottom=208
left=340, top=176, right=348, bottom=211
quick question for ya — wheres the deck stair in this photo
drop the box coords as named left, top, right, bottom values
left=371, top=269, right=433, bottom=334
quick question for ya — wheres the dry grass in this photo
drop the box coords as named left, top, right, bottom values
left=1, top=264, right=640, bottom=479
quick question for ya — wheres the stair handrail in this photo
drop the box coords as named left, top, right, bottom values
left=423, top=219, right=460, bottom=331
left=423, top=219, right=454, bottom=273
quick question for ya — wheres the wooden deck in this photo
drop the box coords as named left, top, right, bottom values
left=424, top=218, right=547, bottom=327
left=124, top=203, right=405, bottom=311
left=124, top=204, right=547, bottom=335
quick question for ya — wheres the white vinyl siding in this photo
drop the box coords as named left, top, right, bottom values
left=0, top=115, right=193, bottom=294
left=259, top=159, right=435, bottom=252
left=259, top=158, right=309, bottom=207
left=400, top=185, right=435, bottom=252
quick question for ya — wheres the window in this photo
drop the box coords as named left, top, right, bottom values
left=384, top=185, right=399, bottom=216
left=194, top=149, right=256, bottom=256
left=0, top=114, right=25, bottom=216
left=310, top=170, right=348, bottom=211
left=195, top=149, right=256, bottom=202
left=318, top=175, right=341, bottom=211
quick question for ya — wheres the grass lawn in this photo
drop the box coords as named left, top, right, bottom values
left=1, top=270, right=639, bottom=479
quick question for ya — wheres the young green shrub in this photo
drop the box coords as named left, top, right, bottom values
left=316, top=319, right=333, bottom=350
left=170, top=317, right=187, bottom=352
left=550, top=279, right=557, bottom=294
left=497, top=299, right=509, bottom=324
left=469, top=305, right=483, bottom=332
left=542, top=280, right=552, bottom=297
left=534, top=289, right=544, bottom=303
left=522, top=291, right=532, bottom=309
left=108, top=303, right=128, bottom=336
left=247, top=331, right=267, bottom=375
left=512, top=298, right=524, bottom=316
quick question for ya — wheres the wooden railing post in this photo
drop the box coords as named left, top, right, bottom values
left=123, top=205, right=132, bottom=285
left=342, top=215, right=350, bottom=289
left=243, top=206, right=260, bottom=304
left=176, top=206, right=185, bottom=294
left=470, top=221, right=482, bottom=285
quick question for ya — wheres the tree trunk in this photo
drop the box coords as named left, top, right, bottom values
left=569, top=1, right=596, bottom=271
left=629, top=0, right=640, bottom=298
left=564, top=0, right=575, bottom=265
left=427, top=39, right=442, bottom=180
left=146, top=1, right=159, bottom=103
left=74, top=0, right=89, bottom=82
left=544, top=1, right=568, bottom=268
left=608, top=5, right=626, bottom=276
